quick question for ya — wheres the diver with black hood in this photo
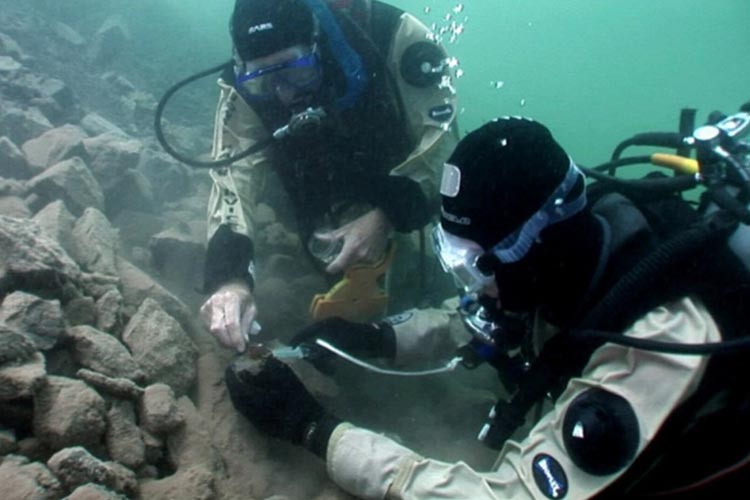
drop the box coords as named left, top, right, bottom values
left=223, top=116, right=750, bottom=498
left=198, top=0, right=458, bottom=352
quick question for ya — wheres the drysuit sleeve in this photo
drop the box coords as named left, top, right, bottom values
left=324, top=297, right=719, bottom=499
left=382, top=13, right=459, bottom=231
left=381, top=298, right=467, bottom=366
left=204, top=81, right=274, bottom=293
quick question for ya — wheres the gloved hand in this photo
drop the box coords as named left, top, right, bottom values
left=225, top=356, right=341, bottom=458
left=200, top=280, right=257, bottom=353
left=290, top=317, right=396, bottom=372
left=315, top=208, right=393, bottom=274
left=478, top=399, right=526, bottom=451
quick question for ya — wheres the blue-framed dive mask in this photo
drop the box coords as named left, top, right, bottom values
left=235, top=46, right=322, bottom=102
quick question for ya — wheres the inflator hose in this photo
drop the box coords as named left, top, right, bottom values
left=571, top=330, right=750, bottom=355
left=610, top=132, right=684, bottom=171
left=154, top=60, right=273, bottom=169
left=582, top=166, right=698, bottom=200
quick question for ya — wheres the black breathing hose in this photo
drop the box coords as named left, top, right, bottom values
left=610, top=132, right=685, bottom=172
left=154, top=60, right=273, bottom=169
left=581, top=165, right=699, bottom=199
left=593, top=156, right=653, bottom=173
left=571, top=329, right=750, bottom=355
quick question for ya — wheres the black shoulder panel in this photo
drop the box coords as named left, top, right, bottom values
left=369, top=1, right=404, bottom=58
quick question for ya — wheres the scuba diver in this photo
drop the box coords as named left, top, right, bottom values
left=224, top=115, right=750, bottom=498
left=191, top=0, right=458, bottom=351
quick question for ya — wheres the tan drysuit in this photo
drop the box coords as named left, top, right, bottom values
left=206, top=12, right=458, bottom=294
left=324, top=296, right=720, bottom=499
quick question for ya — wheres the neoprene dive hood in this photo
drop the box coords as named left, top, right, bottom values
left=155, top=0, right=372, bottom=169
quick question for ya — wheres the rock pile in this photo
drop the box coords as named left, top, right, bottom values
left=0, top=4, right=344, bottom=499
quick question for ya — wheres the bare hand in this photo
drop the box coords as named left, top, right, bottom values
left=200, top=281, right=257, bottom=353
left=318, top=208, right=393, bottom=274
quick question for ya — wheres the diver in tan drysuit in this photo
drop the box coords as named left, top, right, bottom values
left=201, top=0, right=458, bottom=351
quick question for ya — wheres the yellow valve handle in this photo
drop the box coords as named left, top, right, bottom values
left=651, top=153, right=699, bottom=175
left=310, top=243, right=397, bottom=322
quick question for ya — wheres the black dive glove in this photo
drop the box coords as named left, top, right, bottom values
left=290, top=317, right=397, bottom=372
left=225, top=357, right=341, bottom=459
left=478, top=400, right=527, bottom=450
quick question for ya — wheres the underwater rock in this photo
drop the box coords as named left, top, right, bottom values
left=138, top=466, right=215, bottom=500
left=105, top=399, right=146, bottom=470
left=100, top=72, right=136, bottom=95
left=0, top=291, right=64, bottom=351
left=80, top=113, right=126, bottom=138
left=139, top=383, right=184, bottom=435
left=21, top=124, right=87, bottom=172
left=62, top=483, right=129, bottom=500
left=165, top=396, right=217, bottom=473
left=88, top=16, right=131, bottom=65
left=33, top=375, right=107, bottom=451
left=136, top=147, right=191, bottom=203
left=64, top=325, right=144, bottom=381
left=116, top=258, right=198, bottom=339
left=0, top=32, right=26, bottom=61
left=0, top=135, right=31, bottom=179
left=76, top=369, right=143, bottom=401
left=70, top=207, right=119, bottom=276
left=0, top=428, right=18, bottom=454
left=0, top=346, right=45, bottom=401
left=97, top=461, right=138, bottom=498
left=112, top=209, right=164, bottom=249
left=253, top=202, right=277, bottom=229
left=77, top=272, right=120, bottom=303
left=121, top=298, right=198, bottom=396
left=63, top=295, right=97, bottom=327
left=0, top=55, right=22, bottom=73
left=0, top=323, right=37, bottom=366
left=140, top=428, right=164, bottom=465
left=260, top=221, right=300, bottom=254
left=0, top=216, right=84, bottom=301
left=15, top=436, right=51, bottom=463
left=105, top=168, right=155, bottom=217
left=149, top=227, right=204, bottom=288
left=50, top=21, right=86, bottom=48
left=0, top=177, right=26, bottom=198
left=0, top=107, right=53, bottom=146
left=24, top=77, right=79, bottom=126
left=32, top=200, right=77, bottom=256
left=26, top=157, right=105, bottom=217
left=46, top=446, right=138, bottom=497
left=0, top=454, right=64, bottom=500
left=0, top=195, right=31, bottom=218
left=94, top=288, right=124, bottom=335
left=81, top=132, right=142, bottom=194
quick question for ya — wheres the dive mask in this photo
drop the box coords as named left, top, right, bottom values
left=434, top=160, right=586, bottom=293
left=235, top=46, right=322, bottom=102
left=432, top=225, right=494, bottom=293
